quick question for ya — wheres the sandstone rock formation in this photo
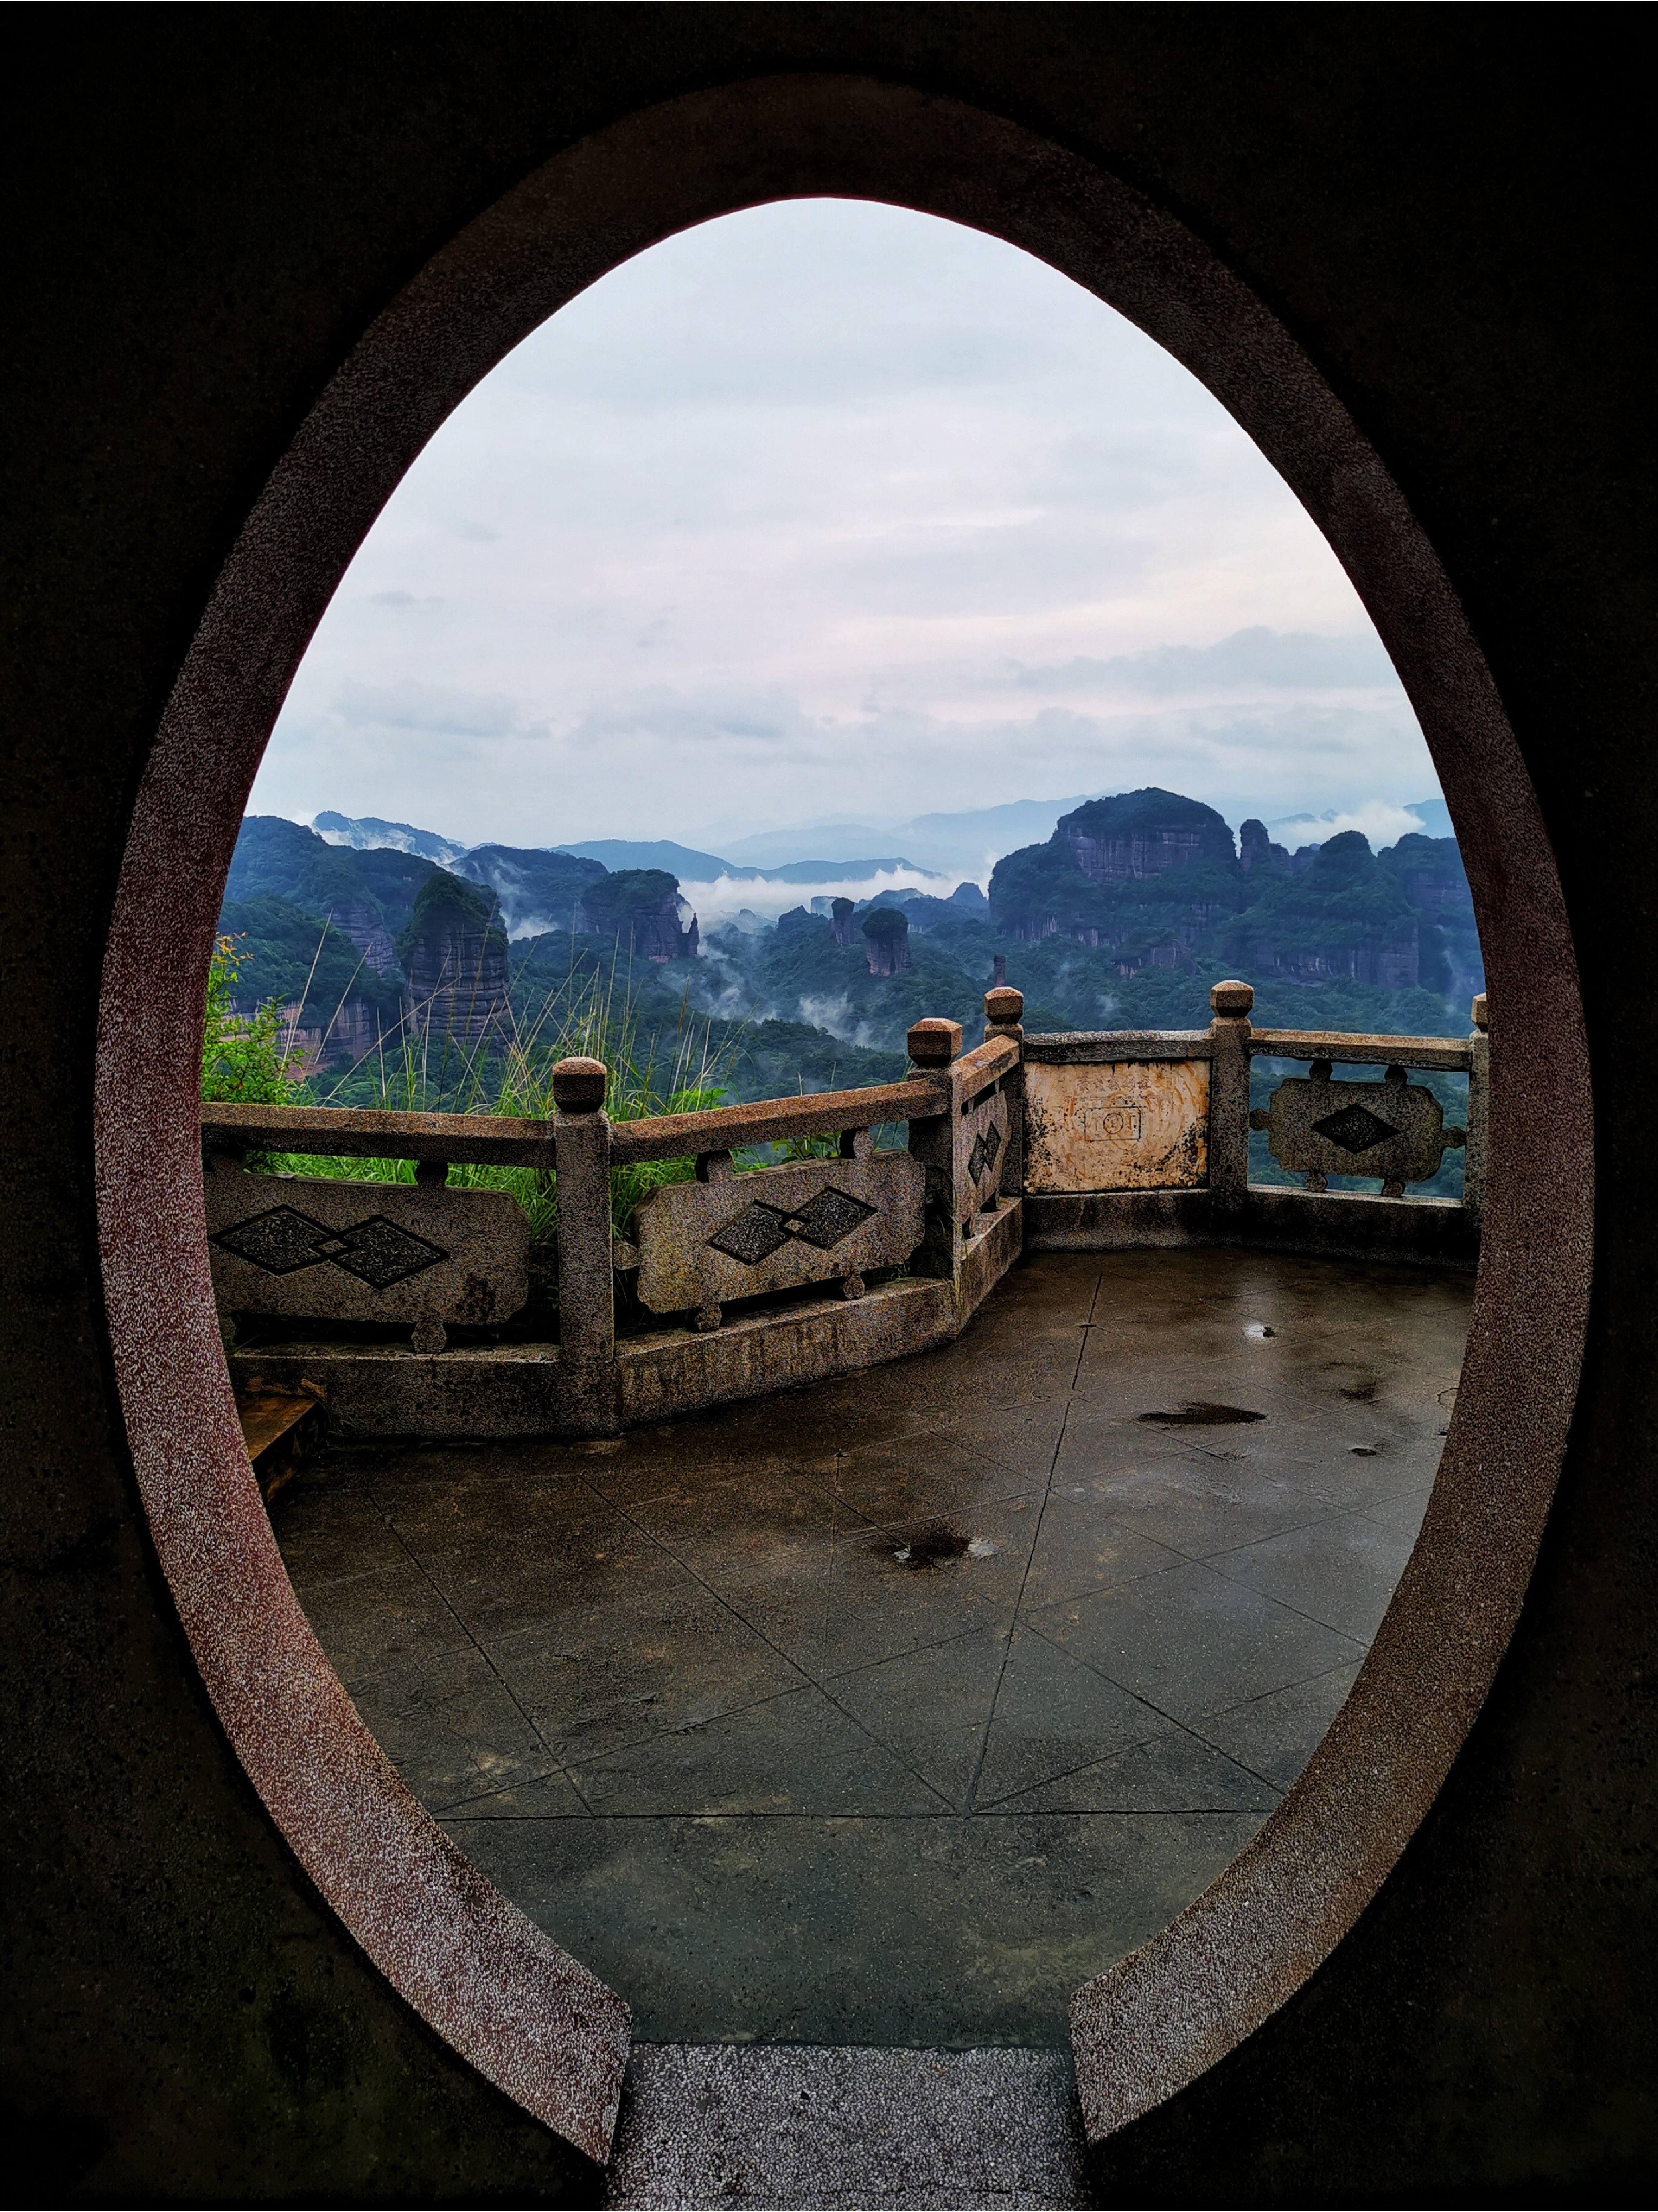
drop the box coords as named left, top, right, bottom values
left=574, top=869, right=699, bottom=960
left=1057, top=788, right=1237, bottom=883
left=396, top=872, right=511, bottom=1046
left=862, top=907, right=912, bottom=976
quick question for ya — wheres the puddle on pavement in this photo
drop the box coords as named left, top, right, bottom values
left=1138, top=1402, right=1267, bottom=1427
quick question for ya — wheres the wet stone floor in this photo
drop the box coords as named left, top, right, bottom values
left=275, top=1247, right=1472, bottom=2048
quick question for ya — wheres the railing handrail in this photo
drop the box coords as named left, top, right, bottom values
left=202, top=1073, right=949, bottom=1172
left=954, top=1033, right=1020, bottom=1100
left=1247, top=1028, right=1472, bottom=1073
left=1022, top=1029, right=1215, bottom=1063
left=1021, top=1027, right=1472, bottom=1074
left=608, top=1075, right=945, bottom=1166
left=200, top=1100, right=557, bottom=1167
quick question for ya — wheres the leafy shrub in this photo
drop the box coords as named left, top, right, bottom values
left=201, top=936, right=304, bottom=1105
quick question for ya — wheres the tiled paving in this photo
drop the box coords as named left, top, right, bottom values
left=274, top=1247, right=1471, bottom=2048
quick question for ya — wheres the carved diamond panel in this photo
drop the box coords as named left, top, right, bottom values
left=204, top=1163, right=528, bottom=1329
left=636, top=1153, right=924, bottom=1315
left=784, top=1186, right=877, bottom=1250
left=212, top=1204, right=343, bottom=1276
left=709, top=1204, right=795, bottom=1267
left=326, top=1216, right=449, bottom=1289
left=1311, top=1103, right=1400, bottom=1155
left=1255, top=1065, right=1461, bottom=1192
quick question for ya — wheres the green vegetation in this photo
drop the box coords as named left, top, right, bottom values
left=206, top=928, right=740, bottom=1245
left=201, top=935, right=307, bottom=1104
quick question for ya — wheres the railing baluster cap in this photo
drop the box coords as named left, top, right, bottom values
left=552, top=1056, right=608, bottom=1112
left=1210, top=979, right=1254, bottom=1018
left=1471, top=992, right=1489, bottom=1032
left=908, top=1018, right=963, bottom=1067
left=984, top=986, right=1024, bottom=1026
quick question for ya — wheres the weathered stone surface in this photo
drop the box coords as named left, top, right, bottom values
left=1025, top=1059, right=1210, bottom=1192
left=1253, top=1063, right=1463, bottom=1193
left=907, top=1017, right=962, bottom=1067
left=605, top=2045, right=1086, bottom=2210
left=233, top=1206, right=1024, bottom=1440
left=959, top=1082, right=1011, bottom=1220
left=634, top=1153, right=924, bottom=1317
left=205, top=1159, right=529, bottom=1331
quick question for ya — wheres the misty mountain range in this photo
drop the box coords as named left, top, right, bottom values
left=313, top=791, right=1455, bottom=889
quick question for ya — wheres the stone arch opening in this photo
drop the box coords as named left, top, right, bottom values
left=94, top=73, right=1590, bottom=2167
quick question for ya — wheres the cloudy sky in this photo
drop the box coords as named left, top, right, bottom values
left=251, top=197, right=1443, bottom=866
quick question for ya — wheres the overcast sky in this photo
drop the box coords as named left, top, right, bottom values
left=251, top=197, right=1443, bottom=862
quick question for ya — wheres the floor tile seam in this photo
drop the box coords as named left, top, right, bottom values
left=588, top=1485, right=962, bottom=1812
left=1178, top=1554, right=1382, bottom=1648
left=369, top=1471, right=634, bottom=1563
left=961, top=1272, right=1102, bottom=1817
left=1163, top=1658, right=1375, bottom=1791
left=1015, top=1603, right=1364, bottom=1735
left=1011, top=1513, right=1216, bottom=1619
left=1191, top=1500, right=1422, bottom=1562
left=1194, top=1653, right=1370, bottom=1740
left=819, top=1619, right=1011, bottom=1690
left=499, top=1673, right=840, bottom=1776
left=1172, top=1721, right=1320, bottom=1797
left=1013, top=1615, right=1229, bottom=1744
left=804, top=1471, right=1047, bottom=1524
left=332, top=1635, right=485, bottom=1696
left=1093, top=1499, right=1405, bottom=1573
left=966, top=1715, right=1219, bottom=1812
left=428, top=1764, right=572, bottom=1818
left=369, top=1496, right=598, bottom=1815
left=618, top=1461, right=902, bottom=1544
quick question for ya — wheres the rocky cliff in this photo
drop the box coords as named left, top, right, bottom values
left=217, top=819, right=705, bottom=1064
left=1220, top=831, right=1420, bottom=988
left=396, top=872, right=511, bottom=1046
left=574, top=868, right=698, bottom=960
left=989, top=789, right=1479, bottom=1001
left=457, top=845, right=607, bottom=936
left=1057, top=788, right=1238, bottom=883
left=861, top=907, right=912, bottom=976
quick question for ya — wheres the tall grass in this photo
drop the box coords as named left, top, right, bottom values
left=246, top=938, right=741, bottom=1242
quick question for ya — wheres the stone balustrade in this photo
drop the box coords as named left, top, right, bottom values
left=200, top=981, right=1486, bottom=1440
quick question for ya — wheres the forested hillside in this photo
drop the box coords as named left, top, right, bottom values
left=213, top=794, right=1484, bottom=1114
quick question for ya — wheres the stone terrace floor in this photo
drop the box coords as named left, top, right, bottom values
left=275, top=1247, right=1471, bottom=2050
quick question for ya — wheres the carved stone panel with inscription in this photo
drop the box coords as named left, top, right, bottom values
left=633, top=1153, right=924, bottom=1317
left=1023, top=1059, right=1210, bottom=1192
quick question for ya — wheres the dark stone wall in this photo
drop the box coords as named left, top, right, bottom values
left=2, top=6, right=1652, bottom=2201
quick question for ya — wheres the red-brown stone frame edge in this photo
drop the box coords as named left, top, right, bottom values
left=90, top=73, right=1591, bottom=2161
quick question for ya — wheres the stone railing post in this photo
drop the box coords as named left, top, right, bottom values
left=906, top=1018, right=963, bottom=1287
left=984, top=985, right=1025, bottom=1198
left=1464, top=991, right=1489, bottom=1224
left=552, top=1055, right=615, bottom=1434
left=1207, top=979, right=1254, bottom=1216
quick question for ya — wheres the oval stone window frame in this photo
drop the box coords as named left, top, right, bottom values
left=93, top=74, right=1592, bottom=2167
